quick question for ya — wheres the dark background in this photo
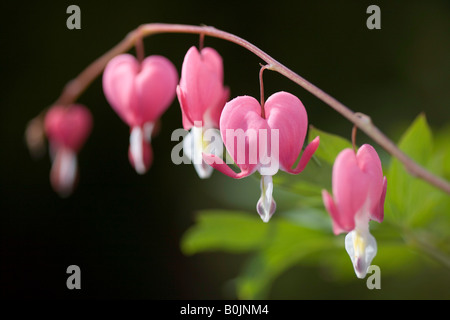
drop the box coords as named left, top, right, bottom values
left=1, top=0, right=449, bottom=299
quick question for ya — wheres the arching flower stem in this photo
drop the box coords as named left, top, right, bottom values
left=31, top=23, right=450, bottom=194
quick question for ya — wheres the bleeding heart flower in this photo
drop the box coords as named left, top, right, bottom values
left=177, top=46, right=229, bottom=178
left=322, top=144, right=387, bottom=278
left=204, top=91, right=320, bottom=222
left=44, top=104, right=93, bottom=197
left=103, top=53, right=178, bottom=174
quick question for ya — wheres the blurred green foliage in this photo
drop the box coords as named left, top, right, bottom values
left=181, top=114, right=450, bottom=299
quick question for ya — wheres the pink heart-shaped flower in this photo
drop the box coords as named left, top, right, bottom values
left=177, top=46, right=229, bottom=130
left=102, top=54, right=178, bottom=174
left=103, top=54, right=178, bottom=127
left=44, top=104, right=93, bottom=152
left=322, top=144, right=387, bottom=235
left=204, top=91, right=319, bottom=178
left=203, top=91, right=319, bottom=222
left=44, top=104, right=92, bottom=197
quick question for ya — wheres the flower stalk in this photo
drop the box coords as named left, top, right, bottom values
left=33, top=23, right=450, bottom=194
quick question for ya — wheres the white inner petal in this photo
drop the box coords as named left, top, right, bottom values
left=130, top=126, right=146, bottom=175
left=256, top=175, right=276, bottom=223
left=53, top=148, right=77, bottom=197
left=182, top=129, right=193, bottom=161
left=183, top=126, right=223, bottom=179
left=345, top=228, right=378, bottom=279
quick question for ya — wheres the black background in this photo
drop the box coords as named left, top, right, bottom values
left=1, top=0, right=449, bottom=299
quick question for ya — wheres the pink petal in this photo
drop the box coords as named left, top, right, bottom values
left=202, top=153, right=254, bottom=179
left=371, top=176, right=387, bottom=223
left=322, top=189, right=348, bottom=235
left=178, top=46, right=228, bottom=129
left=103, top=54, right=178, bottom=127
left=284, top=136, right=320, bottom=174
left=102, top=54, right=140, bottom=126
left=177, top=85, right=194, bottom=130
left=219, top=95, right=268, bottom=175
left=207, top=85, right=230, bottom=128
left=332, top=148, right=370, bottom=232
left=136, top=55, right=178, bottom=124
left=356, top=144, right=385, bottom=218
left=264, top=92, right=309, bottom=172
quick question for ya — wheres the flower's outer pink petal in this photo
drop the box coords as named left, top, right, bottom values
left=371, top=176, right=387, bottom=223
left=177, top=85, right=194, bottom=130
left=322, top=189, right=347, bottom=235
left=219, top=95, right=269, bottom=175
left=44, top=104, right=93, bottom=153
left=178, top=46, right=227, bottom=129
left=284, top=136, right=320, bottom=174
left=102, top=54, right=140, bottom=126
left=356, top=144, right=385, bottom=221
left=207, top=85, right=230, bottom=128
left=332, top=148, right=370, bottom=233
left=202, top=153, right=254, bottom=179
left=264, top=92, right=309, bottom=171
left=137, top=55, right=178, bottom=124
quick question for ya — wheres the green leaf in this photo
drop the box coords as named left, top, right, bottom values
left=271, top=160, right=331, bottom=198
left=308, top=125, right=353, bottom=165
left=180, top=210, right=270, bottom=255
left=386, top=114, right=441, bottom=226
left=235, top=217, right=332, bottom=299
left=434, top=125, right=450, bottom=180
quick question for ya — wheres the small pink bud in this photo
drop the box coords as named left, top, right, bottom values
left=44, top=104, right=92, bottom=197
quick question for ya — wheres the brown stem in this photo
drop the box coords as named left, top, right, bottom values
left=352, top=125, right=358, bottom=153
left=259, top=64, right=269, bottom=119
left=135, top=26, right=145, bottom=64
left=199, top=33, right=205, bottom=51
left=44, top=23, right=450, bottom=194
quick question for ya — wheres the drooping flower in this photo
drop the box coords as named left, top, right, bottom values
left=177, top=46, right=229, bottom=178
left=103, top=53, right=178, bottom=174
left=44, top=104, right=93, bottom=197
left=322, top=144, right=387, bottom=278
left=204, top=91, right=320, bottom=222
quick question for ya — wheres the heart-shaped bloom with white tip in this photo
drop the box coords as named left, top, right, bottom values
left=103, top=54, right=178, bottom=174
left=177, top=46, right=229, bottom=179
left=44, top=104, right=93, bottom=197
left=204, top=91, right=320, bottom=222
left=322, top=144, right=387, bottom=278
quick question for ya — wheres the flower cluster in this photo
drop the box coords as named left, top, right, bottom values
left=39, top=41, right=387, bottom=279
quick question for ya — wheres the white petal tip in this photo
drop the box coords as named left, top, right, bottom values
left=194, top=161, right=213, bottom=179
left=345, top=229, right=378, bottom=279
left=257, top=198, right=276, bottom=223
left=257, top=175, right=276, bottom=222
left=184, top=126, right=222, bottom=180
